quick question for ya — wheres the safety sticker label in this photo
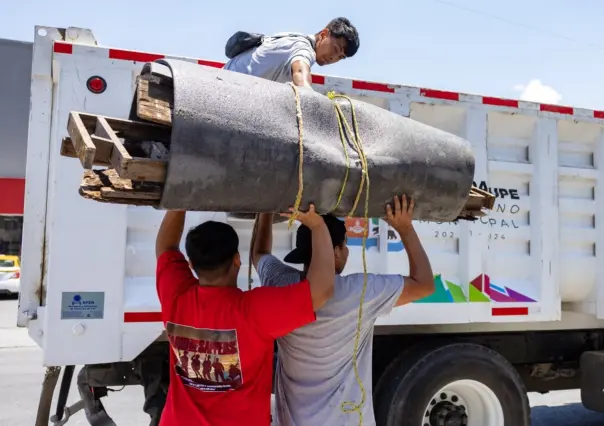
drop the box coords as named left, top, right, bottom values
left=60, top=291, right=105, bottom=319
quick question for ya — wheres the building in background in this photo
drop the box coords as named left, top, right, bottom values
left=0, top=39, right=32, bottom=255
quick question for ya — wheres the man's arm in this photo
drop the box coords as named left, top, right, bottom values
left=395, top=225, right=434, bottom=306
left=155, top=210, right=197, bottom=305
left=281, top=205, right=335, bottom=310
left=251, top=213, right=274, bottom=269
left=387, top=196, right=434, bottom=306
left=291, top=60, right=313, bottom=88
left=156, top=210, right=186, bottom=258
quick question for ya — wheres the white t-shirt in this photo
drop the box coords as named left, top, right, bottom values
left=257, top=255, right=404, bottom=426
left=223, top=33, right=316, bottom=83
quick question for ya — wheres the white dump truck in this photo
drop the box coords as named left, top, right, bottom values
left=19, top=25, right=604, bottom=426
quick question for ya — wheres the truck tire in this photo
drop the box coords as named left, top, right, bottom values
left=374, top=343, right=530, bottom=426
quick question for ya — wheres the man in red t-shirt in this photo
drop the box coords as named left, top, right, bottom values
left=156, top=205, right=335, bottom=426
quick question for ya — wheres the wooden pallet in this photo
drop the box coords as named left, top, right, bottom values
left=63, top=111, right=171, bottom=181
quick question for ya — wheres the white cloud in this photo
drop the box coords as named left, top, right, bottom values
left=513, top=79, right=562, bottom=104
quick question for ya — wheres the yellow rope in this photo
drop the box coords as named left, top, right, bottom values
left=327, top=91, right=370, bottom=425
left=287, top=83, right=306, bottom=230
left=286, top=83, right=370, bottom=425
left=326, top=100, right=351, bottom=214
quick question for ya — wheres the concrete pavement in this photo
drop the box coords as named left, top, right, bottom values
left=1, top=296, right=604, bottom=426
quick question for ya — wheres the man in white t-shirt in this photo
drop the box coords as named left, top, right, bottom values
left=252, top=195, right=435, bottom=425
left=223, top=17, right=360, bottom=87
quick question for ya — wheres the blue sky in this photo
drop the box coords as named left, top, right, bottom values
left=2, top=0, right=602, bottom=109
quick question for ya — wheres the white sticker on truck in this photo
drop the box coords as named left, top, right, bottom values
left=60, top=291, right=105, bottom=319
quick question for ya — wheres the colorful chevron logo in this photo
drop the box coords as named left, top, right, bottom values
left=414, top=274, right=537, bottom=304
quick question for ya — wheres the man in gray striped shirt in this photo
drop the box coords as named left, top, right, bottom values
left=252, top=195, right=435, bottom=425
left=223, top=17, right=360, bottom=88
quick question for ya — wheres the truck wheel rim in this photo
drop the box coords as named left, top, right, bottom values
left=422, top=379, right=504, bottom=426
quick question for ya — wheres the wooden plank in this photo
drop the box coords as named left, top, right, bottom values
left=464, top=193, right=485, bottom=210
left=471, top=186, right=496, bottom=210
left=60, top=137, right=114, bottom=166
left=101, top=187, right=161, bottom=200
left=60, top=137, right=78, bottom=160
left=119, top=157, right=167, bottom=183
left=79, top=169, right=161, bottom=206
left=95, top=117, right=132, bottom=176
left=136, top=76, right=173, bottom=126
left=66, top=112, right=96, bottom=169
left=462, top=186, right=496, bottom=213
left=90, top=135, right=115, bottom=164
left=77, top=112, right=171, bottom=144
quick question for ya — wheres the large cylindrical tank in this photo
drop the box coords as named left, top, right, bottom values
left=156, top=59, right=475, bottom=221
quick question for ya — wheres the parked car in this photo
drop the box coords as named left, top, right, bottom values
left=0, top=255, right=20, bottom=295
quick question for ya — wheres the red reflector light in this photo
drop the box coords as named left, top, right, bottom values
left=86, top=76, right=107, bottom=94
left=11, top=271, right=20, bottom=279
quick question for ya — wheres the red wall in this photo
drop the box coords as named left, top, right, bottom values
left=0, top=178, right=25, bottom=215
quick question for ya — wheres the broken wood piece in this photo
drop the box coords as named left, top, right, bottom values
left=470, top=186, right=496, bottom=210
left=79, top=169, right=161, bottom=206
left=67, top=112, right=97, bottom=169
left=454, top=185, right=496, bottom=221
left=100, top=187, right=162, bottom=201
left=455, top=209, right=486, bottom=221
left=136, top=75, right=173, bottom=126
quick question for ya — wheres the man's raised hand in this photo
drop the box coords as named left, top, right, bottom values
left=385, top=195, right=415, bottom=233
left=280, top=204, right=324, bottom=230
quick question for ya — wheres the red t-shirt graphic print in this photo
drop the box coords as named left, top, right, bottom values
left=156, top=250, right=315, bottom=426
left=167, top=323, right=243, bottom=391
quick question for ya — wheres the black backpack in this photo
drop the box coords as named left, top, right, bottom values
left=224, top=31, right=314, bottom=59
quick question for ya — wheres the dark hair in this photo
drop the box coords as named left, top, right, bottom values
left=185, top=221, right=239, bottom=274
left=283, top=214, right=347, bottom=264
left=321, top=214, right=347, bottom=247
left=326, top=17, right=360, bottom=58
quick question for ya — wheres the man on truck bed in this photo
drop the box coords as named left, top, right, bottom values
left=252, top=195, right=435, bottom=426
left=223, top=17, right=360, bottom=88
left=155, top=205, right=335, bottom=426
